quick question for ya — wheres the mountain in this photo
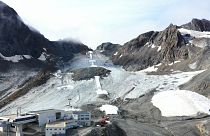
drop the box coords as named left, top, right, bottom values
left=111, top=19, right=210, bottom=72
left=0, top=1, right=90, bottom=71
left=111, top=24, right=188, bottom=71
left=1, top=2, right=210, bottom=135
left=181, top=18, right=210, bottom=31
left=110, top=19, right=210, bottom=100
left=0, top=1, right=90, bottom=111
left=96, top=42, right=121, bottom=57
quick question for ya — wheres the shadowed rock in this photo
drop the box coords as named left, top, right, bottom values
left=71, top=67, right=111, bottom=81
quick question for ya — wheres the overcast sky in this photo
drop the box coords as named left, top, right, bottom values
left=2, top=0, right=210, bottom=49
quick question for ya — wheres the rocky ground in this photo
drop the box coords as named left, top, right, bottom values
left=82, top=89, right=210, bottom=136
left=180, top=69, right=210, bottom=98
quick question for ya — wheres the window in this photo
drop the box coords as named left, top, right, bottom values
left=81, top=118, right=84, bottom=120
left=56, top=112, right=61, bottom=119
left=85, top=118, right=89, bottom=120
left=46, top=129, right=48, bottom=130
left=54, top=129, right=57, bottom=130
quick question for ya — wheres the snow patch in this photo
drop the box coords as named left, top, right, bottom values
left=95, top=76, right=108, bottom=95
left=168, top=60, right=181, bottom=66
left=38, top=52, right=46, bottom=61
left=152, top=90, right=210, bottom=117
left=23, top=55, right=32, bottom=59
left=95, top=76, right=102, bottom=89
left=155, top=63, right=162, bottom=67
left=100, top=104, right=118, bottom=115
left=53, top=70, right=62, bottom=79
left=145, top=42, right=149, bottom=46
left=140, top=65, right=158, bottom=72
left=189, top=61, right=197, bottom=69
left=96, top=89, right=108, bottom=95
left=113, top=52, right=118, bottom=56
left=151, top=44, right=156, bottom=48
left=43, top=48, right=47, bottom=51
left=179, top=28, right=210, bottom=39
left=157, top=46, right=161, bottom=52
left=0, top=53, right=32, bottom=62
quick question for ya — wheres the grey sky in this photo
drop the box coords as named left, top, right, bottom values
left=3, top=0, right=210, bottom=49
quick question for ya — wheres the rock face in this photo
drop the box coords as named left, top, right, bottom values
left=96, top=42, right=121, bottom=57
left=71, top=67, right=111, bottom=81
left=112, top=24, right=187, bottom=71
left=181, top=18, right=210, bottom=31
left=0, top=1, right=90, bottom=70
left=50, top=40, right=90, bottom=62
left=0, top=1, right=49, bottom=58
left=86, top=123, right=127, bottom=136
left=180, top=69, right=210, bottom=98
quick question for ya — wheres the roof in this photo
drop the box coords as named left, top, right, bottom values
left=73, top=111, right=91, bottom=115
left=0, top=114, right=35, bottom=121
left=46, top=121, right=67, bottom=128
left=28, top=109, right=64, bottom=114
left=0, top=114, right=17, bottom=120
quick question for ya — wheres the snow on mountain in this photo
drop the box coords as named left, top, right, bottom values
left=100, top=104, right=118, bottom=115
left=188, top=61, right=198, bottom=69
left=0, top=53, right=32, bottom=63
left=179, top=28, right=210, bottom=49
left=0, top=70, right=37, bottom=100
left=152, top=90, right=210, bottom=117
left=179, top=28, right=210, bottom=39
left=0, top=52, right=204, bottom=115
left=37, top=52, right=47, bottom=61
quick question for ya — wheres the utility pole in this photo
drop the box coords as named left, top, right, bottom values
left=68, top=98, right=71, bottom=107
left=17, top=107, right=21, bottom=117
left=78, top=90, right=80, bottom=101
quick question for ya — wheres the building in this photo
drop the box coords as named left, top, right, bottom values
left=0, top=114, right=37, bottom=136
left=45, top=114, right=78, bottom=136
left=27, top=109, right=65, bottom=127
left=64, top=114, right=78, bottom=129
left=0, top=109, right=91, bottom=136
left=45, top=121, right=66, bottom=136
left=73, top=111, right=91, bottom=126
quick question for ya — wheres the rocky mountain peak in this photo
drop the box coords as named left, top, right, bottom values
left=154, top=24, right=186, bottom=62
left=0, top=1, right=90, bottom=71
left=125, top=31, right=157, bottom=49
left=181, top=18, right=210, bottom=32
left=112, top=23, right=187, bottom=71
left=96, top=42, right=121, bottom=56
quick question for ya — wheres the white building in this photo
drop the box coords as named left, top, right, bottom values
left=45, top=121, right=66, bottom=136
left=27, top=109, right=65, bottom=127
left=45, top=114, right=78, bottom=136
left=73, top=111, right=91, bottom=126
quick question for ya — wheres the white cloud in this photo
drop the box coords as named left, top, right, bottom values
left=2, top=0, right=210, bottom=49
